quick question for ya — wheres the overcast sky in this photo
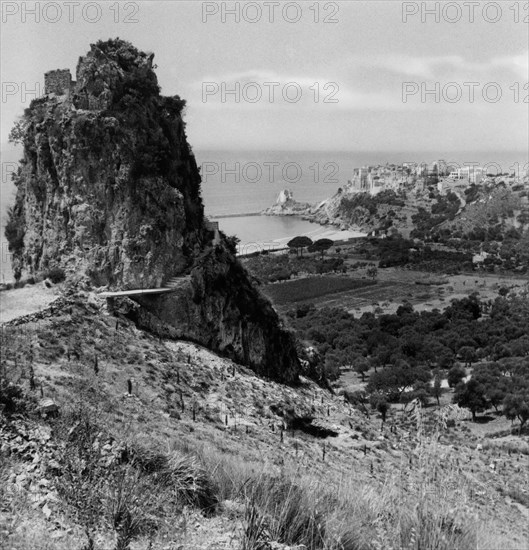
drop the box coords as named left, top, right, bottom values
left=1, top=1, right=528, bottom=153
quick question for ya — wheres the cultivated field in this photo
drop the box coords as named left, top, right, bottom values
left=263, top=262, right=529, bottom=315
left=263, top=276, right=376, bottom=305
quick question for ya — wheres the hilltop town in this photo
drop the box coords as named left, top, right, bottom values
left=347, top=160, right=528, bottom=197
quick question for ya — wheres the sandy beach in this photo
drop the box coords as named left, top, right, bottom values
left=231, top=215, right=367, bottom=255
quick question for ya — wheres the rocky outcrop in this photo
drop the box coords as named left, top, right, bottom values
left=263, top=184, right=410, bottom=234
left=262, top=187, right=351, bottom=228
left=6, top=39, right=300, bottom=383
left=7, top=39, right=204, bottom=288
left=261, top=189, right=310, bottom=216
left=111, top=246, right=300, bottom=382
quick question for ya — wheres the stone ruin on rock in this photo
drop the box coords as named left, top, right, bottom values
left=44, top=69, right=76, bottom=97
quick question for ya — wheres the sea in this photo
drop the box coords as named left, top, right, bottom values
left=1, top=148, right=527, bottom=282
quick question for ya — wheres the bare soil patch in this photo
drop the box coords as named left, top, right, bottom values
left=0, top=284, right=60, bottom=324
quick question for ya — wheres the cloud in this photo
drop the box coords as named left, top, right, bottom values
left=193, top=69, right=409, bottom=111
left=189, top=52, right=529, bottom=116
left=491, top=53, right=529, bottom=79
left=347, top=52, right=529, bottom=80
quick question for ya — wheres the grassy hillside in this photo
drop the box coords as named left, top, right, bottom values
left=1, top=287, right=528, bottom=549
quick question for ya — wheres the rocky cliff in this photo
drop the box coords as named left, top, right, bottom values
left=6, top=39, right=300, bottom=383
left=7, top=40, right=204, bottom=287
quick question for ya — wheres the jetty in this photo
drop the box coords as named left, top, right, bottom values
left=209, top=212, right=261, bottom=219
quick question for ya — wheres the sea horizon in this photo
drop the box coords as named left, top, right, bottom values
left=195, top=149, right=528, bottom=217
left=1, top=148, right=527, bottom=281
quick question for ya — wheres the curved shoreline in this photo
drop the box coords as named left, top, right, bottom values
left=212, top=213, right=367, bottom=257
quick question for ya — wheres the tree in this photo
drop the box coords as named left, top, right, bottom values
left=309, top=238, right=334, bottom=259
left=509, top=336, right=529, bottom=357
left=352, top=356, right=370, bottom=382
left=287, top=236, right=313, bottom=258
left=418, top=338, right=447, bottom=367
left=8, top=119, right=26, bottom=145
left=410, top=381, right=430, bottom=406
left=453, top=379, right=488, bottom=421
left=5, top=205, right=25, bottom=256
left=371, top=345, right=393, bottom=371
left=396, top=302, right=414, bottom=317
left=437, top=347, right=455, bottom=369
left=367, top=362, right=431, bottom=402
left=447, top=365, right=466, bottom=388
left=370, top=394, right=389, bottom=422
left=366, top=266, right=378, bottom=281
left=474, top=364, right=508, bottom=412
left=324, top=352, right=341, bottom=381
left=487, top=384, right=509, bottom=412
left=503, top=393, right=529, bottom=434
left=399, top=328, right=424, bottom=358
left=458, top=346, right=478, bottom=367
left=446, top=294, right=481, bottom=321
left=430, top=370, right=443, bottom=406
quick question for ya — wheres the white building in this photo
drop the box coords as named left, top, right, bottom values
left=448, top=166, right=484, bottom=184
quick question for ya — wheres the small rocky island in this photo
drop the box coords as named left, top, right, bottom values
left=261, top=189, right=311, bottom=216
left=262, top=187, right=359, bottom=231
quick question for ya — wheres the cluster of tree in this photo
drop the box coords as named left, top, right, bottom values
left=476, top=231, right=529, bottom=274
left=286, top=237, right=335, bottom=259
left=409, top=184, right=528, bottom=273
left=434, top=229, right=529, bottom=274
left=377, top=236, right=413, bottom=267
left=243, top=253, right=345, bottom=284
left=338, top=190, right=405, bottom=219
left=418, top=227, right=529, bottom=274
left=5, top=205, right=25, bottom=258
left=431, top=192, right=461, bottom=217
left=410, top=191, right=460, bottom=240
left=374, top=236, right=473, bottom=271
left=410, top=248, right=474, bottom=273
left=453, top=361, right=529, bottom=430
left=411, top=211, right=455, bottom=241
left=288, top=294, right=529, bottom=431
left=464, top=184, right=481, bottom=203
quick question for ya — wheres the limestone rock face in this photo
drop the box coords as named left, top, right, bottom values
left=128, top=247, right=300, bottom=382
left=6, top=39, right=300, bottom=383
left=9, top=40, right=203, bottom=288
left=276, top=189, right=294, bottom=205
